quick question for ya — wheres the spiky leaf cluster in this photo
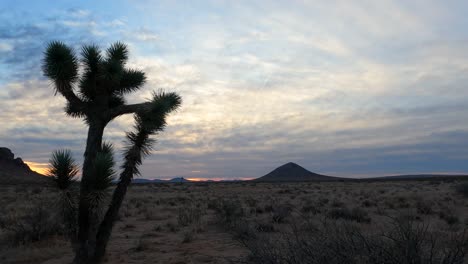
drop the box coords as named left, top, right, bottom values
left=89, top=143, right=116, bottom=192
left=136, top=91, right=182, bottom=134
left=42, top=41, right=147, bottom=119
left=86, top=143, right=116, bottom=209
left=78, top=42, right=145, bottom=103
left=43, top=41, right=78, bottom=92
left=48, top=149, right=79, bottom=190
left=122, top=91, right=182, bottom=177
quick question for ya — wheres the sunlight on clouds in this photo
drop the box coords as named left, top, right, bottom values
left=1, top=0, right=468, bottom=177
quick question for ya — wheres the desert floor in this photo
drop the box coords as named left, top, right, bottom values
left=1, top=180, right=468, bottom=263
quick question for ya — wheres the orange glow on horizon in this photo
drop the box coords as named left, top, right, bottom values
left=24, top=161, right=49, bottom=175
left=186, top=177, right=254, bottom=182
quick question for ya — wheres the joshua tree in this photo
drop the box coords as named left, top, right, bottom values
left=43, top=41, right=182, bottom=263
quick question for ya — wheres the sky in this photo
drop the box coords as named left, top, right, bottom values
left=1, top=0, right=468, bottom=180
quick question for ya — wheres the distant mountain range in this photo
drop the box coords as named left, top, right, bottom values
left=132, top=177, right=191, bottom=183
left=1, top=146, right=467, bottom=184
left=131, top=177, right=244, bottom=183
left=0, top=147, right=48, bottom=184
left=102, top=163, right=468, bottom=183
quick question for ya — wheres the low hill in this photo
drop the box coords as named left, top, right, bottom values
left=0, top=147, right=48, bottom=184
left=255, top=162, right=341, bottom=182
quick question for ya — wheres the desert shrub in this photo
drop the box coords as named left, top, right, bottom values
left=245, top=197, right=257, bottom=208
left=439, top=208, right=460, bottom=226
left=271, top=204, right=293, bottom=223
left=264, top=203, right=274, bottom=213
left=31, top=187, right=42, bottom=195
left=318, top=198, right=329, bottom=205
left=255, top=206, right=264, bottom=214
left=277, top=188, right=292, bottom=194
left=396, top=196, right=410, bottom=208
left=455, top=183, right=468, bottom=198
left=365, top=216, right=468, bottom=264
left=213, top=198, right=244, bottom=225
left=207, top=198, right=220, bottom=210
left=242, top=221, right=362, bottom=264
left=241, top=215, right=468, bottom=264
left=166, top=221, right=180, bottom=232
left=256, top=222, right=275, bottom=233
left=416, top=200, right=434, bottom=215
left=327, top=207, right=371, bottom=223
left=232, top=220, right=257, bottom=241
left=445, top=215, right=460, bottom=226
left=142, top=206, right=162, bottom=220
left=1, top=205, right=59, bottom=246
left=182, top=229, right=196, bottom=243
left=361, top=199, right=376, bottom=208
left=301, top=204, right=321, bottom=214
left=331, top=200, right=345, bottom=207
left=133, top=237, right=151, bottom=252
left=177, top=204, right=202, bottom=227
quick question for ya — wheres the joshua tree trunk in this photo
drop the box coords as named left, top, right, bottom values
left=74, top=122, right=105, bottom=264
left=92, top=150, right=138, bottom=263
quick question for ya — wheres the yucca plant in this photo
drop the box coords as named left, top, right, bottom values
left=47, top=149, right=79, bottom=244
left=43, top=41, right=181, bottom=263
left=48, top=149, right=79, bottom=190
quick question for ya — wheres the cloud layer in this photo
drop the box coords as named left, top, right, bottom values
left=1, top=1, right=468, bottom=179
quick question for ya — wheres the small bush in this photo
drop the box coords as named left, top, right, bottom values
left=134, top=237, right=151, bottom=252
left=361, top=199, right=376, bottom=208
left=177, top=204, right=202, bottom=227
left=213, top=199, right=244, bottom=225
left=2, top=205, right=59, bottom=246
left=182, top=229, right=195, bottom=243
left=301, top=204, right=321, bottom=214
left=166, top=221, right=180, bottom=232
left=328, top=207, right=371, bottom=223
left=439, top=209, right=460, bottom=226
left=416, top=200, right=434, bottom=215
left=256, top=222, right=275, bottom=233
left=455, top=183, right=468, bottom=198
left=271, top=204, right=293, bottom=224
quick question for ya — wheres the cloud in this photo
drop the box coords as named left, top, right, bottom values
left=0, top=42, right=13, bottom=52
left=134, top=28, right=159, bottom=42
left=1, top=1, right=468, bottom=179
left=67, top=8, right=91, bottom=18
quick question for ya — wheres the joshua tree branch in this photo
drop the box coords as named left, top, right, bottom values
left=109, top=102, right=152, bottom=118
left=56, top=81, right=86, bottom=111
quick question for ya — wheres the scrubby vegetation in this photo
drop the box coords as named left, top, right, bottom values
left=1, top=180, right=468, bottom=263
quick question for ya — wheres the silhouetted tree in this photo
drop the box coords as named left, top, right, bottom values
left=43, top=41, right=181, bottom=263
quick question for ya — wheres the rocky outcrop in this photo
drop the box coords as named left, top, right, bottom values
left=0, top=147, right=14, bottom=160
left=0, top=147, right=48, bottom=185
